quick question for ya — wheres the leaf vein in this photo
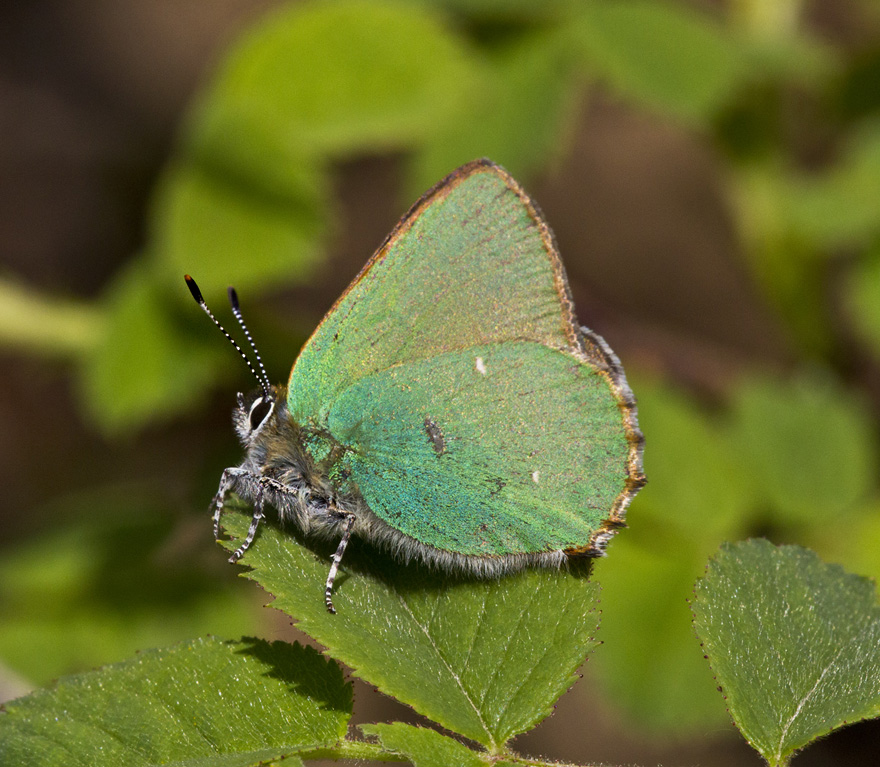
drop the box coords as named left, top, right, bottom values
left=482, top=584, right=542, bottom=724
left=775, top=617, right=872, bottom=759
left=396, top=591, right=494, bottom=747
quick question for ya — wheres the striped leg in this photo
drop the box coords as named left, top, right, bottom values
left=212, top=467, right=249, bottom=539
left=229, top=498, right=264, bottom=563
left=325, top=514, right=356, bottom=614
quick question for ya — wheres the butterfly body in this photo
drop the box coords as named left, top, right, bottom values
left=215, top=387, right=360, bottom=542
left=196, top=159, right=645, bottom=612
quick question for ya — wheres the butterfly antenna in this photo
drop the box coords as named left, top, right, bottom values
left=184, top=275, right=272, bottom=400
left=227, top=286, right=272, bottom=397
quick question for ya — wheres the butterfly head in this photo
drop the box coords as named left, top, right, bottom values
left=233, top=387, right=280, bottom=448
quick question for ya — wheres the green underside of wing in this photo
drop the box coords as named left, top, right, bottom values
left=287, top=168, right=575, bottom=420
left=320, top=342, right=628, bottom=556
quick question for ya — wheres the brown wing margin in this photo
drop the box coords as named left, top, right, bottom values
left=566, top=326, right=646, bottom=557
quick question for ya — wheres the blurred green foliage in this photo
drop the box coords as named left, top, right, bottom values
left=5, top=0, right=880, bottom=747
left=0, top=490, right=259, bottom=685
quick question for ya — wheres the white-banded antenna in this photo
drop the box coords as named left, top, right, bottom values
left=228, top=286, right=272, bottom=394
left=185, top=275, right=272, bottom=401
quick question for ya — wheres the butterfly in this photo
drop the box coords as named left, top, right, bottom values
left=187, top=159, right=644, bottom=613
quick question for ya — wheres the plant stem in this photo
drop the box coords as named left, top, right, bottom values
left=296, top=739, right=408, bottom=762
left=299, top=737, right=611, bottom=767
left=0, top=278, right=103, bottom=357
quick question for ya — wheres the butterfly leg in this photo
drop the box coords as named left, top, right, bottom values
left=325, top=512, right=356, bottom=614
left=212, top=469, right=303, bottom=562
left=229, top=495, right=265, bottom=563
left=212, top=467, right=251, bottom=539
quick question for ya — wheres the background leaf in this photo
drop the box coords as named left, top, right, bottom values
left=151, top=149, right=327, bottom=299
left=219, top=507, right=601, bottom=752
left=724, top=373, right=876, bottom=526
left=0, top=501, right=258, bottom=686
left=79, top=261, right=227, bottom=435
left=693, top=540, right=880, bottom=766
left=204, top=0, right=479, bottom=157
left=0, top=637, right=352, bottom=767
left=408, top=25, right=582, bottom=192
left=630, top=381, right=753, bottom=539
left=844, top=243, right=880, bottom=360
left=592, top=535, right=729, bottom=732
left=150, top=0, right=483, bottom=301
left=781, top=121, right=880, bottom=249
left=573, top=0, right=743, bottom=123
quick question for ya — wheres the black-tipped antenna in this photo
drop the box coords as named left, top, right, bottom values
left=227, top=286, right=272, bottom=394
left=184, top=275, right=272, bottom=400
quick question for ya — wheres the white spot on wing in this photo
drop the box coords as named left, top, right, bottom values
left=475, top=357, right=487, bottom=375
left=532, top=471, right=540, bottom=484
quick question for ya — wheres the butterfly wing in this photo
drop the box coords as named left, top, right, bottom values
left=325, top=341, right=630, bottom=555
left=288, top=160, right=642, bottom=556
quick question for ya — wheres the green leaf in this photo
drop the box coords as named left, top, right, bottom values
left=736, top=30, right=837, bottom=87
left=151, top=0, right=484, bottom=299
left=219, top=507, right=601, bottom=751
left=0, top=637, right=352, bottom=767
left=729, top=164, right=835, bottom=356
left=781, top=121, right=880, bottom=249
left=634, top=381, right=753, bottom=539
left=362, top=723, right=485, bottom=767
left=573, top=0, right=743, bottom=123
left=818, top=500, right=880, bottom=588
left=411, top=0, right=581, bottom=22
left=205, top=0, right=478, bottom=156
left=79, top=261, right=226, bottom=434
left=693, top=540, right=880, bottom=767
left=152, top=149, right=327, bottom=298
left=725, top=372, right=877, bottom=525
left=153, top=55, right=328, bottom=297
left=409, top=25, right=582, bottom=192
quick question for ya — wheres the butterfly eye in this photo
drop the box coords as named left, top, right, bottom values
left=248, top=397, right=273, bottom=432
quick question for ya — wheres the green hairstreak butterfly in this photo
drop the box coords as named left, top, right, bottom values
left=187, top=159, right=645, bottom=612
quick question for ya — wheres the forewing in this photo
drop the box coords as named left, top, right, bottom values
left=288, top=160, right=580, bottom=424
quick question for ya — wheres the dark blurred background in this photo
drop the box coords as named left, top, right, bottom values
left=3, top=1, right=880, bottom=764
